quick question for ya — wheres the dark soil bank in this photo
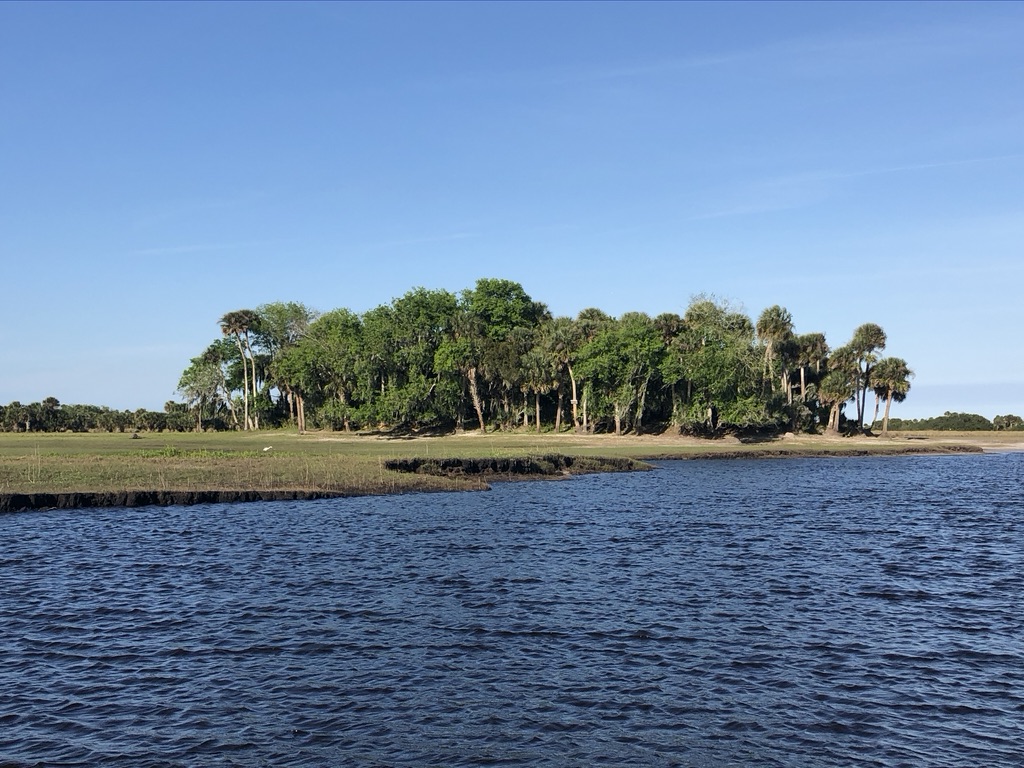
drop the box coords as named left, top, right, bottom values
left=0, top=489, right=352, bottom=513
left=383, top=454, right=643, bottom=476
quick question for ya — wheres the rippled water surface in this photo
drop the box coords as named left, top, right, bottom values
left=2, top=453, right=1023, bottom=766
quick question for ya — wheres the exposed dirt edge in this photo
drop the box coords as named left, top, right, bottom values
left=383, top=453, right=645, bottom=477
left=0, top=489, right=358, bottom=513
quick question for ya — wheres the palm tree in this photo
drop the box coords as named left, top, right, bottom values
left=850, top=323, right=886, bottom=431
left=871, top=357, right=913, bottom=435
left=794, top=332, right=829, bottom=399
left=220, top=309, right=260, bottom=430
left=822, top=345, right=858, bottom=434
left=818, top=370, right=855, bottom=434
left=777, top=335, right=800, bottom=404
left=756, top=305, right=794, bottom=393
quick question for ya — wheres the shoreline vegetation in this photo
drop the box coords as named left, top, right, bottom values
left=1, top=430, right=1019, bottom=513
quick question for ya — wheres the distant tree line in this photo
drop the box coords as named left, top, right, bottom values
left=880, top=412, right=1024, bottom=432
left=167, top=278, right=914, bottom=437
left=0, top=397, right=194, bottom=433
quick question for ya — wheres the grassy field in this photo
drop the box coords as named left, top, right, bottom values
left=1, top=428, right=1020, bottom=499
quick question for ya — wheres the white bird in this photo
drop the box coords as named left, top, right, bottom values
left=263, top=446, right=273, bottom=452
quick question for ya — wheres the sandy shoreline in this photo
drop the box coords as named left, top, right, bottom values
left=314, top=430, right=1024, bottom=453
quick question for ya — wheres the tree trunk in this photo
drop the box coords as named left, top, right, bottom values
left=635, top=377, right=650, bottom=433
left=582, top=387, right=589, bottom=434
left=243, top=330, right=259, bottom=429
left=856, top=366, right=873, bottom=432
left=455, top=381, right=466, bottom=432
left=853, top=373, right=863, bottom=430
left=535, top=392, right=542, bottom=433
left=233, top=335, right=251, bottom=430
left=881, top=392, right=894, bottom=435
left=827, top=402, right=841, bottom=434
left=338, top=390, right=351, bottom=432
left=216, top=374, right=240, bottom=429
left=800, top=367, right=806, bottom=399
left=568, top=364, right=580, bottom=433
left=296, top=393, right=306, bottom=434
left=613, top=403, right=621, bottom=436
left=554, top=386, right=564, bottom=433
left=871, top=393, right=881, bottom=431
left=467, top=367, right=485, bottom=431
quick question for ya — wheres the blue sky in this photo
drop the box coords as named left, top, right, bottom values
left=2, top=1, right=1022, bottom=420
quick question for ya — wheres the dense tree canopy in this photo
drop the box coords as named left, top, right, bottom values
left=164, top=278, right=914, bottom=437
left=3, top=277, right=930, bottom=436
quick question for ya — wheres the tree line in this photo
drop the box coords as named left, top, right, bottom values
left=169, top=278, right=914, bottom=437
left=0, top=398, right=193, bottom=434
left=882, top=412, right=1023, bottom=432
left=2, top=278, right=929, bottom=436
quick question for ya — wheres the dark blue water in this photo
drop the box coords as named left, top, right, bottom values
left=2, top=453, right=1023, bottom=767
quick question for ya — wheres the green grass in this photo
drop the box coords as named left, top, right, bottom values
left=0, top=430, right=644, bottom=496
left=0, top=431, right=468, bottom=495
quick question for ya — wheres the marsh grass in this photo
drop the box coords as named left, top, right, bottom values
left=0, top=428, right=1012, bottom=497
left=0, top=431, right=502, bottom=496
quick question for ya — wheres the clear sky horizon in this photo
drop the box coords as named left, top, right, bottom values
left=2, top=1, right=1022, bottom=421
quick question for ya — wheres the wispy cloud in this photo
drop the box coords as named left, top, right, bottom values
left=814, top=153, right=1024, bottom=183
left=437, top=12, right=1021, bottom=95
left=784, top=19, right=1020, bottom=75
left=684, top=174, right=832, bottom=222
left=132, top=241, right=271, bottom=257
left=131, top=191, right=266, bottom=231
left=684, top=152, right=1024, bottom=222
left=431, top=49, right=753, bottom=94
left=684, top=199, right=814, bottom=222
left=364, top=231, right=480, bottom=250
left=544, top=52, right=750, bottom=86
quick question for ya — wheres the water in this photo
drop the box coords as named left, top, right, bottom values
left=2, top=453, right=1022, bottom=766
